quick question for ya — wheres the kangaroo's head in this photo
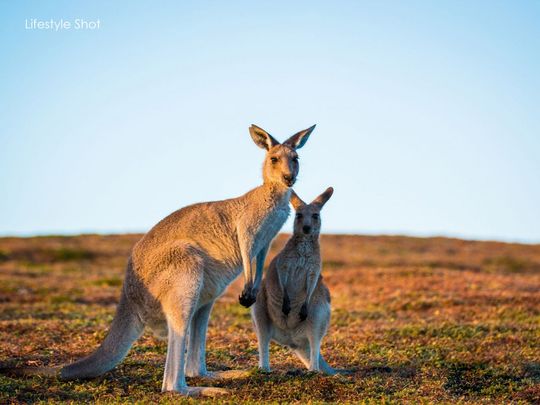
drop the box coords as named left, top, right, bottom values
left=250, top=124, right=316, bottom=187
left=290, top=187, right=334, bottom=237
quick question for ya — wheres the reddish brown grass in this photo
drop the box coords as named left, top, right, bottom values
left=0, top=234, right=539, bottom=403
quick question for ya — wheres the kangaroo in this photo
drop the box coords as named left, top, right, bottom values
left=59, top=124, right=316, bottom=396
left=251, top=187, right=336, bottom=374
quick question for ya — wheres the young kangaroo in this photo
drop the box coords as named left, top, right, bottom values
left=251, top=187, right=335, bottom=374
left=60, top=124, right=316, bottom=396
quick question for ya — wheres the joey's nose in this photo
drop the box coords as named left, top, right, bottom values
left=303, top=225, right=311, bottom=234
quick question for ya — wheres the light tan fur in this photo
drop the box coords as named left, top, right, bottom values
left=59, top=124, right=316, bottom=396
left=251, top=187, right=336, bottom=374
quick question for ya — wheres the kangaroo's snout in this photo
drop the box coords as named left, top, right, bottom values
left=302, top=225, right=311, bottom=234
left=283, top=174, right=295, bottom=187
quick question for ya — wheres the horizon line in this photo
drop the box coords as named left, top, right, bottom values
left=1, top=228, right=538, bottom=246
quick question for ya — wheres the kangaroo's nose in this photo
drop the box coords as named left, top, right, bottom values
left=303, top=225, right=311, bottom=234
left=283, top=174, right=294, bottom=185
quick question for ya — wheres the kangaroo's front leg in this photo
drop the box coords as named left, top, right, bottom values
left=238, top=256, right=256, bottom=307
left=300, top=268, right=320, bottom=321
left=299, top=301, right=308, bottom=321
left=276, top=260, right=291, bottom=316
left=238, top=231, right=257, bottom=308
left=253, top=243, right=269, bottom=292
left=282, top=289, right=291, bottom=316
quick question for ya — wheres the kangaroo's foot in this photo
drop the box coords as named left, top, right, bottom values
left=164, top=386, right=229, bottom=397
left=322, top=367, right=336, bottom=376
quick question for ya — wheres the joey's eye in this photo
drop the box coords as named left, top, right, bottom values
left=292, top=156, right=298, bottom=163
left=296, top=213, right=303, bottom=219
left=312, top=214, right=319, bottom=220
left=270, top=157, right=278, bottom=164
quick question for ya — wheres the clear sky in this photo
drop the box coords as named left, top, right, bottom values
left=1, top=1, right=539, bottom=242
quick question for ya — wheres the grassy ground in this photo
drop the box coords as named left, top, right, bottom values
left=0, top=234, right=539, bottom=404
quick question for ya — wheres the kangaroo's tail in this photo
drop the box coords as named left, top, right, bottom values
left=0, top=365, right=60, bottom=378
left=60, top=290, right=144, bottom=380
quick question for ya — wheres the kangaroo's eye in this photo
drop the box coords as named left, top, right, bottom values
left=292, top=156, right=299, bottom=163
left=270, top=157, right=278, bottom=164
left=312, top=214, right=320, bottom=220
left=296, top=213, right=303, bottom=219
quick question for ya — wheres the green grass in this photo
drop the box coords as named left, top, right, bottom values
left=1, top=233, right=539, bottom=403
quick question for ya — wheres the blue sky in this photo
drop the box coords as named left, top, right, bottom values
left=1, top=1, right=539, bottom=242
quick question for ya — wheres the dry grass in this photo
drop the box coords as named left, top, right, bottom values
left=0, top=234, right=539, bottom=404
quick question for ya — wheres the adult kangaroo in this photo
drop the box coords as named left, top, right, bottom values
left=60, top=124, right=316, bottom=396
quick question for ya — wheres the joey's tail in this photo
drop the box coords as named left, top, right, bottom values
left=60, top=290, right=144, bottom=380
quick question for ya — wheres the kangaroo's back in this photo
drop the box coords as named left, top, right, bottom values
left=131, top=183, right=291, bottom=272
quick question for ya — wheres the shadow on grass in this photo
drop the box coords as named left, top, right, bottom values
left=3, top=360, right=539, bottom=402
left=442, top=361, right=538, bottom=399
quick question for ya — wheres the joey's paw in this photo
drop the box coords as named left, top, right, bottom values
left=299, top=303, right=308, bottom=321
left=239, top=288, right=257, bottom=308
left=282, top=297, right=291, bottom=316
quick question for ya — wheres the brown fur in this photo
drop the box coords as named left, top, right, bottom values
left=251, top=187, right=336, bottom=374
left=60, top=124, right=317, bottom=396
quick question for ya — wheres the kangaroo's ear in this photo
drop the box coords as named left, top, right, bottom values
left=249, top=125, right=280, bottom=150
left=311, top=187, right=334, bottom=208
left=290, top=190, right=306, bottom=210
left=283, top=124, right=316, bottom=150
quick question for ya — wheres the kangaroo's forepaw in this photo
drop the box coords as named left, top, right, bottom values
left=299, top=303, right=308, bottom=321
left=282, top=297, right=291, bottom=316
left=239, top=287, right=257, bottom=307
left=239, top=293, right=255, bottom=307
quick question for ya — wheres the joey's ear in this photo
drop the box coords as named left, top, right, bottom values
left=249, top=125, right=280, bottom=150
left=283, top=124, right=316, bottom=150
left=311, top=187, right=334, bottom=209
left=290, top=190, right=306, bottom=210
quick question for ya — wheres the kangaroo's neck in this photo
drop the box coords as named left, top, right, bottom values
left=286, top=234, right=320, bottom=256
left=262, top=180, right=290, bottom=197
left=236, top=181, right=291, bottom=259
left=250, top=181, right=291, bottom=209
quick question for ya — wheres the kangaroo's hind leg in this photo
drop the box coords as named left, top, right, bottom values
left=294, top=344, right=336, bottom=375
left=294, top=302, right=333, bottom=374
left=159, top=244, right=227, bottom=397
left=185, top=300, right=215, bottom=377
left=160, top=276, right=198, bottom=392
